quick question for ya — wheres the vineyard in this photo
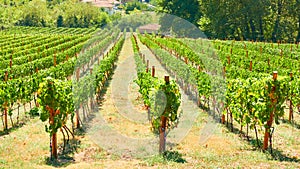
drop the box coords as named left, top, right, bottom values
left=142, top=34, right=300, bottom=150
left=0, top=26, right=299, bottom=168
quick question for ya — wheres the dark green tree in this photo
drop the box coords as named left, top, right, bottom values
left=56, top=15, right=63, bottom=27
left=199, top=0, right=299, bottom=41
left=157, top=0, right=201, bottom=26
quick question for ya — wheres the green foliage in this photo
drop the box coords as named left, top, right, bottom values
left=116, top=13, right=152, bottom=31
left=157, top=0, right=201, bottom=26
left=150, top=80, right=181, bottom=134
left=0, top=27, right=96, bottom=130
left=155, top=0, right=299, bottom=41
left=16, top=0, right=49, bottom=27
left=0, top=34, right=89, bottom=79
left=290, top=78, right=300, bottom=109
left=28, top=107, right=40, bottom=118
left=138, top=33, right=300, bottom=150
left=123, top=0, right=148, bottom=14
left=55, top=1, right=110, bottom=28
left=200, top=0, right=300, bottom=41
left=56, top=15, right=63, bottom=27
left=131, top=34, right=181, bottom=134
left=226, top=76, right=289, bottom=130
left=149, top=0, right=158, bottom=6
left=163, top=151, right=187, bottom=163
left=159, top=14, right=202, bottom=38
left=0, top=0, right=110, bottom=28
left=134, top=72, right=154, bottom=106
left=37, top=77, right=74, bottom=135
left=74, top=30, right=124, bottom=109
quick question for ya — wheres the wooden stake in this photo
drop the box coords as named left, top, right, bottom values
left=289, top=72, right=293, bottom=122
left=263, top=71, right=277, bottom=150
left=49, top=108, right=58, bottom=159
left=273, top=71, right=278, bottom=81
left=159, top=76, right=169, bottom=154
left=165, top=76, right=169, bottom=84
left=260, top=46, right=262, bottom=54
left=220, top=112, right=225, bottom=124
left=5, top=71, right=8, bottom=81
left=152, top=66, right=155, bottom=77
left=76, top=68, right=80, bottom=129
left=227, top=56, right=231, bottom=65
left=4, top=105, right=8, bottom=131
left=53, top=54, right=57, bottom=67
left=159, top=116, right=167, bottom=154
left=90, top=68, right=94, bottom=109
left=10, top=56, right=12, bottom=68
left=51, top=133, right=58, bottom=159
left=250, top=60, right=253, bottom=71
left=146, top=60, right=149, bottom=73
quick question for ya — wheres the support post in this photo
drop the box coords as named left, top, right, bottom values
left=75, top=68, right=80, bottom=129
left=152, top=66, right=155, bottom=77
left=159, top=76, right=169, bottom=154
left=146, top=60, right=149, bottom=73
left=53, top=54, right=57, bottom=67
left=289, top=72, right=293, bottom=122
left=263, top=71, right=277, bottom=150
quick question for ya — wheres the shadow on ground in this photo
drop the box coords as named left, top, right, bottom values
left=163, top=150, right=187, bottom=163
left=45, top=73, right=115, bottom=167
left=222, top=118, right=299, bottom=163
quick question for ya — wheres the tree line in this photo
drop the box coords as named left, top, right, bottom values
left=0, top=0, right=112, bottom=29
left=1, top=0, right=299, bottom=42
left=156, top=0, right=300, bottom=42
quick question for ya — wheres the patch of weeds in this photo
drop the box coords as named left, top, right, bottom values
left=91, top=150, right=107, bottom=160
left=0, top=159, right=7, bottom=164
left=143, top=154, right=165, bottom=166
left=27, top=107, right=40, bottom=118
left=143, top=151, right=187, bottom=166
left=110, top=153, right=121, bottom=161
left=163, top=151, right=187, bottom=163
